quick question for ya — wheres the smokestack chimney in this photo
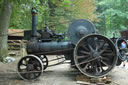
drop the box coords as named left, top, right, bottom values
left=31, top=8, right=38, bottom=38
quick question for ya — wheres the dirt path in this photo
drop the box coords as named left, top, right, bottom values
left=0, top=57, right=128, bottom=85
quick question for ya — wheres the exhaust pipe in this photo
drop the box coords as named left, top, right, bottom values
left=31, top=8, right=38, bottom=38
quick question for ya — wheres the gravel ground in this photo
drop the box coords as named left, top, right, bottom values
left=0, top=56, right=128, bottom=85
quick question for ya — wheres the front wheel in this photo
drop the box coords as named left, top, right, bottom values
left=17, top=55, right=43, bottom=80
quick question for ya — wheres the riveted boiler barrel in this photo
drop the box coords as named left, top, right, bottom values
left=26, top=40, right=74, bottom=55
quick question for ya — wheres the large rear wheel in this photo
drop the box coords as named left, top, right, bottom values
left=74, top=34, right=118, bottom=77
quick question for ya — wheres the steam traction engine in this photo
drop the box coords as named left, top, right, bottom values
left=17, top=8, right=123, bottom=80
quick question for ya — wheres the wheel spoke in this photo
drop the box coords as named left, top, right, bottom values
left=88, top=44, right=94, bottom=52
left=90, top=61, right=95, bottom=70
left=99, top=48, right=108, bottom=54
left=97, top=61, right=104, bottom=72
left=21, top=63, right=27, bottom=66
left=101, top=52, right=115, bottom=56
left=77, top=56, right=85, bottom=59
left=94, top=37, right=99, bottom=51
left=99, top=41, right=106, bottom=50
left=95, top=66, right=100, bottom=75
left=20, top=68, right=27, bottom=71
left=80, top=50, right=90, bottom=55
left=101, top=60, right=110, bottom=67
left=82, top=63, right=89, bottom=72
left=78, top=57, right=97, bottom=65
left=80, top=45, right=90, bottom=51
left=77, top=55, right=89, bottom=59
left=101, top=56, right=110, bottom=61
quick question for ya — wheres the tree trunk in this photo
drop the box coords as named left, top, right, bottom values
left=48, top=0, right=56, bottom=16
left=0, top=0, right=13, bottom=61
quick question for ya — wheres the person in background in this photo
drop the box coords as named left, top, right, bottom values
left=121, top=41, right=127, bottom=67
left=126, top=40, right=128, bottom=62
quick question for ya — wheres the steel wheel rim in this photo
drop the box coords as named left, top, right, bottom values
left=74, top=34, right=118, bottom=77
left=17, top=55, right=43, bottom=80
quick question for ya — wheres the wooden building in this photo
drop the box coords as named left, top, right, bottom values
left=8, top=29, right=26, bottom=57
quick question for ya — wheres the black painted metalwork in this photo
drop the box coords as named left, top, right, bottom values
left=31, top=8, right=38, bottom=38
left=17, top=8, right=126, bottom=80
left=68, top=19, right=96, bottom=44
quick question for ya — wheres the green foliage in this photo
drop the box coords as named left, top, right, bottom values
left=9, top=0, right=73, bottom=32
left=95, top=0, right=128, bottom=37
left=71, top=0, right=97, bottom=21
left=9, top=0, right=97, bottom=33
left=10, top=2, right=31, bottom=29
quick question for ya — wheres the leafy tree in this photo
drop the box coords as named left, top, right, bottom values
left=0, top=0, right=97, bottom=61
left=72, top=0, right=97, bottom=21
left=10, top=0, right=97, bottom=32
left=95, top=0, right=128, bottom=37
